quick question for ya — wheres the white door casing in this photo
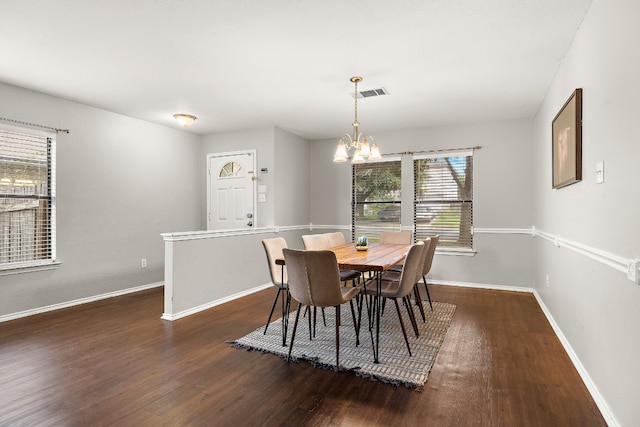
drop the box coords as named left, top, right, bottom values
left=207, top=150, right=256, bottom=230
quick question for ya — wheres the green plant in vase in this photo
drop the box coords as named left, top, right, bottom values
left=356, top=236, right=369, bottom=251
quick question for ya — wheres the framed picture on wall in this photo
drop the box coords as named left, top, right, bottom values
left=552, top=88, right=582, bottom=189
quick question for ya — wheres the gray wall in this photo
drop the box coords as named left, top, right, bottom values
left=310, top=118, right=536, bottom=288
left=274, top=127, right=311, bottom=227
left=200, top=127, right=276, bottom=229
left=163, top=127, right=311, bottom=318
left=199, top=126, right=310, bottom=229
left=0, top=82, right=200, bottom=317
left=532, top=0, right=640, bottom=425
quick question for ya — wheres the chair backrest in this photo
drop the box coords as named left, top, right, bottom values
left=380, top=231, right=412, bottom=244
left=262, top=237, right=288, bottom=287
left=283, top=249, right=344, bottom=307
left=417, top=237, right=432, bottom=277
left=421, top=235, right=439, bottom=276
left=302, top=233, right=330, bottom=250
left=325, top=232, right=347, bottom=247
left=391, top=241, right=425, bottom=298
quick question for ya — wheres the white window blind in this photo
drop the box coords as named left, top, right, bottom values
left=352, top=158, right=402, bottom=242
left=0, top=126, right=55, bottom=268
left=414, top=151, right=473, bottom=249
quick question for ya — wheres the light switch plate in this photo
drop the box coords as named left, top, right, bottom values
left=258, top=193, right=266, bottom=203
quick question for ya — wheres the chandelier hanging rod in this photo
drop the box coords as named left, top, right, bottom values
left=333, top=76, right=381, bottom=163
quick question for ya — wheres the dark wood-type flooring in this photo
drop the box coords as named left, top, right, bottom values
left=0, top=284, right=606, bottom=426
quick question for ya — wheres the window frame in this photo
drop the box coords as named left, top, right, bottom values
left=0, top=124, right=57, bottom=273
left=350, top=150, right=475, bottom=255
left=414, top=150, right=474, bottom=253
left=351, top=156, right=402, bottom=242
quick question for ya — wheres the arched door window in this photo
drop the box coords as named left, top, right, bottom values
left=218, top=162, right=244, bottom=178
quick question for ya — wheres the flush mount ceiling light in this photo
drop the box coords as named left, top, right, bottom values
left=333, top=76, right=381, bottom=163
left=173, top=113, right=197, bottom=128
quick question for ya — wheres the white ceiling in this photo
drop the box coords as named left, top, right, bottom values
left=0, top=0, right=593, bottom=139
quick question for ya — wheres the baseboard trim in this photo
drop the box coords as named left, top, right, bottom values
left=160, top=283, right=272, bottom=321
left=432, top=280, right=617, bottom=427
left=0, top=282, right=164, bottom=323
left=427, top=279, right=532, bottom=293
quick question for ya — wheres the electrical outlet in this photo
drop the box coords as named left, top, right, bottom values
left=628, top=259, right=639, bottom=284
left=545, top=273, right=550, bottom=287
left=141, top=258, right=147, bottom=269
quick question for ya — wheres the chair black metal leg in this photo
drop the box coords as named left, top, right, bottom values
left=287, top=303, right=303, bottom=362
left=264, top=287, right=281, bottom=335
left=423, top=276, right=433, bottom=310
left=309, top=307, right=314, bottom=340
left=335, top=305, right=341, bottom=372
left=404, top=295, right=420, bottom=338
left=393, top=298, right=412, bottom=357
left=283, top=290, right=291, bottom=343
left=349, top=298, right=359, bottom=346
left=413, top=285, right=426, bottom=322
left=360, top=281, right=376, bottom=355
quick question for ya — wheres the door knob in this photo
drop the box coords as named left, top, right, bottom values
left=247, top=221, right=253, bottom=227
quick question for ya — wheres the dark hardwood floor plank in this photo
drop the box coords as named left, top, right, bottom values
left=0, top=285, right=606, bottom=426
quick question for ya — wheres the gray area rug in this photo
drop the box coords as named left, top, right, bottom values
left=230, top=300, right=456, bottom=388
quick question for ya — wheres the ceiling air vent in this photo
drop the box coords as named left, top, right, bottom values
left=352, top=87, right=389, bottom=98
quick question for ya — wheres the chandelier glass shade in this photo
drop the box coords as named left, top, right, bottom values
left=333, top=76, right=381, bottom=163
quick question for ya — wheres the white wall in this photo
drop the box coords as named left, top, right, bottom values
left=0, top=82, right=200, bottom=317
left=310, top=118, right=536, bottom=288
left=532, top=0, right=640, bottom=425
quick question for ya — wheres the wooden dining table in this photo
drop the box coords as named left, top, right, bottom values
left=277, top=242, right=412, bottom=363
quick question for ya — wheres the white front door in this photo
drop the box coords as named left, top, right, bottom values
left=207, top=150, right=256, bottom=230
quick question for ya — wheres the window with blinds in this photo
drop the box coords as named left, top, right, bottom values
left=414, top=152, right=473, bottom=249
left=352, top=158, right=402, bottom=242
left=0, top=126, right=55, bottom=269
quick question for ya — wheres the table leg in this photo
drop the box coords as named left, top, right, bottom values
left=361, top=274, right=376, bottom=361
left=375, top=271, right=382, bottom=363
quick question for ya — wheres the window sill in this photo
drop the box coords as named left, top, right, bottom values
left=0, top=260, right=61, bottom=276
left=435, top=248, right=477, bottom=257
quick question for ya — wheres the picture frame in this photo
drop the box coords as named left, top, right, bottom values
left=552, top=88, right=582, bottom=189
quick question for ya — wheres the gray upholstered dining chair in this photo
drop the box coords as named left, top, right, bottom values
left=325, top=231, right=347, bottom=247
left=283, top=248, right=361, bottom=371
left=302, top=234, right=361, bottom=285
left=417, top=235, right=439, bottom=312
left=261, top=237, right=289, bottom=335
left=382, top=231, right=413, bottom=274
left=379, top=237, right=432, bottom=322
left=301, top=233, right=362, bottom=336
left=362, top=241, right=425, bottom=356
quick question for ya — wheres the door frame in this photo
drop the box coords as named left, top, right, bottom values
left=206, top=149, right=257, bottom=231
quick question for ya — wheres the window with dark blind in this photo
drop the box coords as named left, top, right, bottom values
left=352, top=158, right=402, bottom=242
left=0, top=126, right=55, bottom=269
left=414, top=151, right=473, bottom=250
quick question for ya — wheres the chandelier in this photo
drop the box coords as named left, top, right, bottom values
left=333, top=76, right=381, bottom=163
